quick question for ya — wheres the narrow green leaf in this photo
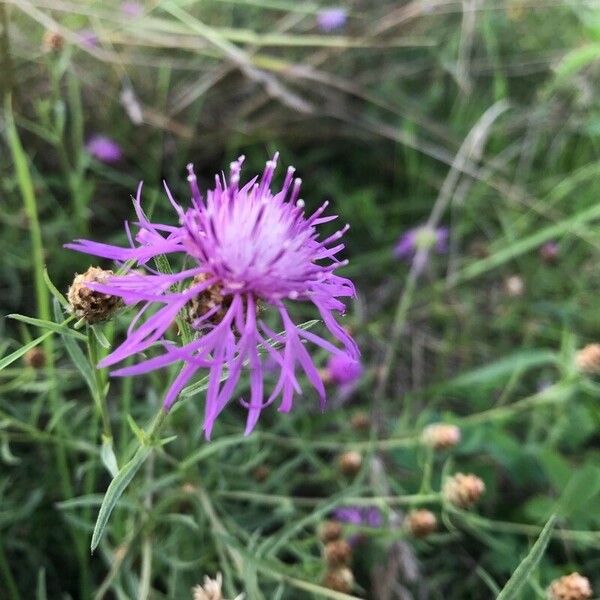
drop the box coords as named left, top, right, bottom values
left=8, top=313, right=86, bottom=341
left=100, top=438, right=119, bottom=478
left=127, top=414, right=146, bottom=444
left=53, top=299, right=97, bottom=401
left=496, top=514, right=557, bottom=600
left=91, top=445, right=152, bottom=552
left=0, top=331, right=53, bottom=371
left=556, top=466, right=600, bottom=518
left=43, top=268, right=69, bottom=309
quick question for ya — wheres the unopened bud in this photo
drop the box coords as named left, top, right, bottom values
left=322, top=567, right=354, bottom=594
left=443, top=473, right=485, bottom=508
left=547, top=572, right=592, bottom=600
left=351, top=412, right=371, bottom=432
left=67, top=267, right=123, bottom=324
left=323, top=539, right=352, bottom=567
left=318, top=521, right=343, bottom=543
left=421, top=423, right=461, bottom=450
left=575, top=344, right=600, bottom=375
left=252, top=466, right=270, bottom=483
left=405, top=509, right=437, bottom=538
left=42, top=30, right=65, bottom=52
left=337, top=451, right=362, bottom=476
left=24, top=347, right=46, bottom=369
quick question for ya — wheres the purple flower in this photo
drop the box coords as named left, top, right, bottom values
left=394, top=225, right=449, bottom=261
left=334, top=506, right=383, bottom=528
left=77, top=29, right=98, bottom=48
left=85, top=135, right=123, bottom=164
left=65, top=154, right=358, bottom=438
left=121, top=1, right=143, bottom=17
left=326, top=353, right=362, bottom=385
left=316, top=7, right=347, bottom=32
left=539, top=241, right=559, bottom=263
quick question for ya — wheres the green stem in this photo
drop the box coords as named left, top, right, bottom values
left=0, top=538, right=20, bottom=600
left=87, top=328, right=112, bottom=441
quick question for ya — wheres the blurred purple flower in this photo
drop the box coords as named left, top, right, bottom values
left=121, top=1, right=143, bottom=17
left=85, top=135, right=123, bottom=163
left=394, top=225, right=449, bottom=261
left=316, top=7, right=347, bottom=32
left=77, top=29, right=98, bottom=48
left=65, top=154, right=358, bottom=438
left=326, top=353, right=362, bottom=386
left=334, top=506, right=383, bottom=528
left=539, top=241, right=559, bottom=263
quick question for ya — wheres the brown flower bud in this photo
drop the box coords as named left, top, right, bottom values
left=575, top=344, right=600, bottom=375
left=252, top=466, right=270, bottom=483
left=337, top=451, right=362, bottom=476
left=442, top=473, right=485, bottom=508
left=322, top=567, right=354, bottom=594
left=351, top=411, right=371, bottom=432
left=547, top=572, right=592, bottom=600
left=42, top=30, right=65, bottom=52
left=323, top=539, right=352, bottom=567
left=405, top=509, right=437, bottom=538
left=24, top=347, right=46, bottom=369
left=318, top=520, right=343, bottom=543
left=67, top=267, right=123, bottom=324
left=421, top=423, right=461, bottom=450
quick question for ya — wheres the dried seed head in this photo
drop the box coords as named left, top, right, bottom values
left=504, top=275, right=525, bottom=297
left=442, top=473, right=485, bottom=508
left=24, top=347, right=46, bottom=369
left=337, top=451, right=362, bottom=476
left=351, top=411, right=371, bottom=432
left=42, top=30, right=65, bottom=52
left=318, top=520, right=343, bottom=543
left=575, top=344, right=600, bottom=375
left=323, top=539, right=352, bottom=567
left=547, top=572, right=592, bottom=600
left=405, top=509, right=437, bottom=538
left=192, top=573, right=244, bottom=600
left=322, top=567, right=354, bottom=594
left=421, top=423, right=461, bottom=450
left=67, top=267, right=123, bottom=324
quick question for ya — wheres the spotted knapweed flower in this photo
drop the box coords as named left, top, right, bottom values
left=333, top=506, right=383, bottom=528
left=85, top=135, right=123, bottom=164
left=121, top=1, right=143, bottom=17
left=316, top=8, right=348, bottom=32
left=66, top=154, right=358, bottom=437
left=324, top=352, right=362, bottom=386
left=394, top=224, right=448, bottom=262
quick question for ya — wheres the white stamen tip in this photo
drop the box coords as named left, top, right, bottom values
left=296, top=199, right=305, bottom=208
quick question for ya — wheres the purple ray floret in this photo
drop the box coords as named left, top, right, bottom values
left=65, top=154, right=358, bottom=438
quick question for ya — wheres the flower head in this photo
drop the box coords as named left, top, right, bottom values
left=325, top=352, right=362, bottom=385
left=394, top=225, right=448, bottom=264
left=85, top=135, right=123, bottom=163
left=547, top=572, right=592, bottom=600
left=121, top=1, right=143, bottom=17
left=78, top=28, right=99, bottom=48
left=67, top=267, right=124, bottom=324
left=192, top=573, right=244, bottom=600
left=442, top=473, right=485, bottom=508
left=405, top=509, right=437, bottom=538
left=66, top=154, right=357, bottom=437
left=333, top=506, right=383, bottom=528
left=316, top=8, right=347, bottom=32
left=421, top=423, right=461, bottom=450
left=575, top=343, right=600, bottom=375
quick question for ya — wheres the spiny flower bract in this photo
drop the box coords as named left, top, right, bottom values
left=66, top=154, right=358, bottom=437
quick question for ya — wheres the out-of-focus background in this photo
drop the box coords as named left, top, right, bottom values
left=1, top=1, right=600, bottom=598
